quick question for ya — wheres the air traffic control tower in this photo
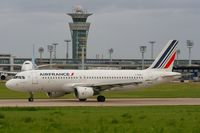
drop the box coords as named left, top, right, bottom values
left=67, top=6, right=92, bottom=59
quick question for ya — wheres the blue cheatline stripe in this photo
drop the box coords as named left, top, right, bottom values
left=153, top=40, right=177, bottom=68
left=159, top=41, right=178, bottom=68
left=158, top=41, right=178, bottom=68
left=154, top=40, right=177, bottom=68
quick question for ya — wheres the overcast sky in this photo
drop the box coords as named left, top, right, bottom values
left=0, top=0, right=199, bottom=59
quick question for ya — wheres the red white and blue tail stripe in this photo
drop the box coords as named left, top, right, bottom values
left=148, top=40, right=178, bottom=71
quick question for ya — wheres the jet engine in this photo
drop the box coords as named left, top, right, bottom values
left=74, top=87, right=94, bottom=100
left=47, top=92, right=66, bottom=98
left=0, top=74, right=6, bottom=80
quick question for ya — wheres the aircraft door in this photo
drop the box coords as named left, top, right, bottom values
left=32, top=72, right=38, bottom=84
left=146, top=71, right=154, bottom=84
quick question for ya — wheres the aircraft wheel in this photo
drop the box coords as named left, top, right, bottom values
left=28, top=92, right=34, bottom=102
left=79, top=99, right=87, bottom=102
left=28, top=98, right=34, bottom=102
left=97, top=95, right=105, bottom=102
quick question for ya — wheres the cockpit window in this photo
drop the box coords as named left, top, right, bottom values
left=13, top=76, right=25, bottom=79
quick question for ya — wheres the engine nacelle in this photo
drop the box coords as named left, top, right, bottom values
left=0, top=74, right=6, bottom=80
left=74, top=87, right=94, bottom=99
left=21, top=61, right=34, bottom=71
left=47, top=92, right=66, bottom=98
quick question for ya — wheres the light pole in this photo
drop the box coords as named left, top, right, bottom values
left=140, top=46, right=147, bottom=70
left=64, top=40, right=71, bottom=60
left=109, top=48, right=114, bottom=62
left=187, top=40, right=194, bottom=66
left=38, top=47, right=44, bottom=64
left=52, top=43, right=59, bottom=60
left=176, top=49, right=180, bottom=66
left=10, top=55, right=15, bottom=72
left=81, top=45, right=85, bottom=70
left=149, top=41, right=156, bottom=59
left=47, top=45, right=54, bottom=69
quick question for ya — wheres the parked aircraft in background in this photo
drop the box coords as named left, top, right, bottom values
left=6, top=40, right=181, bottom=102
left=0, top=61, right=35, bottom=80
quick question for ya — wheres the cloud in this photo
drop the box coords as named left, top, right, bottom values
left=1, top=0, right=200, bottom=13
left=0, top=0, right=199, bottom=59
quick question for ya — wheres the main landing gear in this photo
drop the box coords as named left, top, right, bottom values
left=78, top=95, right=106, bottom=102
left=79, top=99, right=87, bottom=102
left=28, top=92, right=34, bottom=102
left=97, top=95, right=105, bottom=102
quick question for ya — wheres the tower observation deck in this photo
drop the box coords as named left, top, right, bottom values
left=67, top=5, right=92, bottom=59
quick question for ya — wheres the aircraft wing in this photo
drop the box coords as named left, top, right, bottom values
left=93, top=82, right=142, bottom=91
left=71, top=81, right=143, bottom=92
left=0, top=71, right=18, bottom=80
left=0, top=71, right=18, bottom=75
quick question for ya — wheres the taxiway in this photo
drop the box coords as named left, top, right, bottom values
left=0, top=98, right=200, bottom=107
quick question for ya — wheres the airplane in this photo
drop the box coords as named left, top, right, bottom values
left=0, top=61, right=35, bottom=80
left=6, top=40, right=181, bottom=102
left=0, top=45, right=38, bottom=80
left=0, top=53, right=53, bottom=80
left=0, top=59, right=50, bottom=80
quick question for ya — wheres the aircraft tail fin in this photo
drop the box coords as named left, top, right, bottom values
left=148, top=40, right=178, bottom=72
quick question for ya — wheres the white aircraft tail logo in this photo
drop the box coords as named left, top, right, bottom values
left=148, top=40, right=178, bottom=71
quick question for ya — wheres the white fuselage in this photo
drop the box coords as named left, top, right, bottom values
left=6, top=69, right=180, bottom=93
left=5, top=40, right=181, bottom=102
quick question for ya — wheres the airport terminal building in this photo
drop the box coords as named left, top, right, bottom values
left=0, top=54, right=200, bottom=80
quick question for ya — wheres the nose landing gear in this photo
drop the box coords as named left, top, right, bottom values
left=28, top=92, right=34, bottom=102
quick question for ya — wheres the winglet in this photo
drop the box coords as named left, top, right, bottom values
left=148, top=40, right=178, bottom=71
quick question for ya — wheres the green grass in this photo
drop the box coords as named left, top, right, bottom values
left=0, top=82, right=46, bottom=99
left=1, top=82, right=200, bottom=133
left=0, top=106, right=200, bottom=133
left=1, top=81, right=200, bottom=99
left=103, top=82, right=200, bottom=98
